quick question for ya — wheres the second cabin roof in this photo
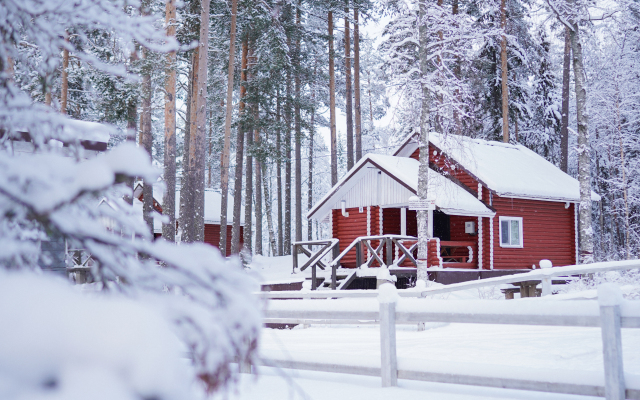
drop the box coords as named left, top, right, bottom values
left=307, top=154, right=495, bottom=222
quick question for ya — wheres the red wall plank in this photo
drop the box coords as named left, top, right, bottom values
left=333, top=207, right=377, bottom=268
left=487, top=196, right=575, bottom=269
left=204, top=224, right=243, bottom=255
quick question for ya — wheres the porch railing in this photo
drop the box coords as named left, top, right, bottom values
left=291, top=239, right=340, bottom=290
left=292, top=236, right=481, bottom=291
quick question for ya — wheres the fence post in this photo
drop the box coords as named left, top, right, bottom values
left=378, top=283, right=398, bottom=387
left=540, top=259, right=552, bottom=296
left=598, top=283, right=625, bottom=400
left=292, top=244, right=298, bottom=273
left=240, top=360, right=252, bottom=374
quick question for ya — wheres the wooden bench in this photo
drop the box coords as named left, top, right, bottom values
left=501, top=280, right=542, bottom=299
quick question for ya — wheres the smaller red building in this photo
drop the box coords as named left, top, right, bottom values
left=135, top=184, right=244, bottom=254
left=308, top=133, right=600, bottom=270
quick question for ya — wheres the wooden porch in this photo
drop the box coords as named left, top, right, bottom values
left=292, top=235, right=485, bottom=290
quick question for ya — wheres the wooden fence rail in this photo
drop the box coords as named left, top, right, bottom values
left=259, top=284, right=640, bottom=399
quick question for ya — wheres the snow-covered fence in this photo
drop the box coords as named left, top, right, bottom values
left=261, top=284, right=640, bottom=399
left=257, top=259, right=640, bottom=299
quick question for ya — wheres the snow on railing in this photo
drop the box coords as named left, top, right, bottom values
left=257, top=259, right=640, bottom=299
left=259, top=283, right=640, bottom=398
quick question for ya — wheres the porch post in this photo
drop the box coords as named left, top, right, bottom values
left=400, top=207, right=407, bottom=236
left=292, top=243, right=298, bottom=273
left=478, top=217, right=483, bottom=269
left=427, top=209, right=433, bottom=238
left=490, top=216, right=494, bottom=269
left=477, top=183, right=483, bottom=270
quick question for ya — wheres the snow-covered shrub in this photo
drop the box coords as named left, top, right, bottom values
left=0, top=0, right=261, bottom=394
left=556, top=270, right=640, bottom=300
left=0, top=271, right=191, bottom=400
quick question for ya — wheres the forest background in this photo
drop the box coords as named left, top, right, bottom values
left=12, top=0, right=640, bottom=262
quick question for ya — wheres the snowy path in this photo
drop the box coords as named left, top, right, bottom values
left=220, top=323, right=640, bottom=400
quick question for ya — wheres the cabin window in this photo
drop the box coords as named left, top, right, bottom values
left=499, top=217, right=523, bottom=248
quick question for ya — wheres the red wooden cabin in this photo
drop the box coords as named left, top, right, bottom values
left=308, top=133, right=599, bottom=270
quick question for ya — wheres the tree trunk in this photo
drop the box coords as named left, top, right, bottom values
left=616, top=88, right=629, bottom=260
left=570, top=25, right=593, bottom=264
left=207, top=117, right=213, bottom=188
left=45, top=79, right=52, bottom=106
left=353, top=8, right=362, bottom=162
left=244, top=44, right=256, bottom=256
left=276, top=90, right=283, bottom=255
left=435, top=0, right=444, bottom=134
left=162, top=0, right=177, bottom=243
left=284, top=38, right=292, bottom=255
left=308, top=123, right=314, bottom=241
left=295, top=3, right=303, bottom=244
left=190, top=0, right=209, bottom=243
left=124, top=57, right=138, bottom=206
left=178, top=55, right=194, bottom=240
left=452, top=0, right=462, bottom=135
left=220, top=0, right=239, bottom=255
left=328, top=11, right=338, bottom=186
left=308, top=64, right=316, bottom=241
left=255, top=108, right=263, bottom=255
left=61, top=36, right=69, bottom=115
left=244, top=106, right=254, bottom=255
left=263, top=163, right=277, bottom=256
left=500, top=0, right=509, bottom=143
left=181, top=47, right=199, bottom=242
left=417, top=0, right=431, bottom=283
left=344, top=6, right=354, bottom=170
left=560, top=26, right=571, bottom=173
left=141, top=47, right=154, bottom=235
left=231, top=39, right=249, bottom=254
left=5, top=57, right=14, bottom=79
left=368, top=72, right=373, bottom=134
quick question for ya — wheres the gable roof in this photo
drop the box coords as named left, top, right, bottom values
left=394, top=132, right=601, bottom=202
left=307, top=153, right=495, bottom=222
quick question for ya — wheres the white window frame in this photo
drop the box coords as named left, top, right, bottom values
left=499, top=216, right=523, bottom=248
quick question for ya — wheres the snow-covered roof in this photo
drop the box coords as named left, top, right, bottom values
left=307, top=154, right=495, bottom=222
left=63, top=119, right=112, bottom=143
left=176, top=189, right=244, bottom=225
left=394, top=132, right=601, bottom=202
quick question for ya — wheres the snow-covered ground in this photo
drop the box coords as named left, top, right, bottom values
left=220, top=367, right=596, bottom=400
left=230, top=262, right=640, bottom=400
left=220, top=321, right=640, bottom=400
